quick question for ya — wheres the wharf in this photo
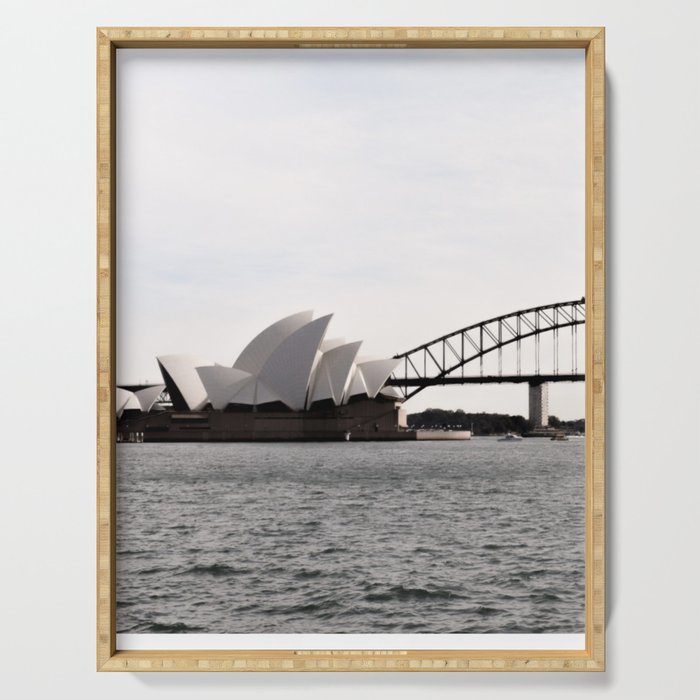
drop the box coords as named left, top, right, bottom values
left=414, top=430, right=471, bottom=441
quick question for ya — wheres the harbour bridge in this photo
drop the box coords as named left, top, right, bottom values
left=386, top=298, right=585, bottom=423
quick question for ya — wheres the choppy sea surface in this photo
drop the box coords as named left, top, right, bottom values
left=116, top=438, right=584, bottom=634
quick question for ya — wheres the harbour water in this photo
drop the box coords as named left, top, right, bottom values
left=116, top=438, right=584, bottom=634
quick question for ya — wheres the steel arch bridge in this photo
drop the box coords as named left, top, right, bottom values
left=386, top=298, right=586, bottom=401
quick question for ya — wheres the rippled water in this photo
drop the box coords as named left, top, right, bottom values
left=116, top=438, right=584, bottom=634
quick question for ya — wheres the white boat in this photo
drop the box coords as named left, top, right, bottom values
left=498, top=433, right=523, bottom=442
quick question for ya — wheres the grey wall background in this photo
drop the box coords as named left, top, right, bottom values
left=1, top=1, right=698, bottom=698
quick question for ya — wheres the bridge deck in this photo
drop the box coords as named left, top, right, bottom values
left=386, top=373, right=584, bottom=387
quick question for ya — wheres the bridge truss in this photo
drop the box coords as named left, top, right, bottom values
left=387, top=298, right=586, bottom=400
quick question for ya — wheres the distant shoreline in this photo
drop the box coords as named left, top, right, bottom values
left=407, top=409, right=584, bottom=437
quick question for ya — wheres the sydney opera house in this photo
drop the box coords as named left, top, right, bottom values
left=116, top=311, right=413, bottom=442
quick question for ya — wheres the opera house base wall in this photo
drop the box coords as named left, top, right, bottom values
left=117, top=398, right=417, bottom=442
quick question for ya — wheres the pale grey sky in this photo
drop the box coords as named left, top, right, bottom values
left=117, top=48, right=585, bottom=419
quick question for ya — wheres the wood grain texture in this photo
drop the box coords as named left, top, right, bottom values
left=96, top=26, right=605, bottom=672
left=97, top=26, right=601, bottom=48
left=585, top=28, right=606, bottom=671
left=96, top=28, right=116, bottom=671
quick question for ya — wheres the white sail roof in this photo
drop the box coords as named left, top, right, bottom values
left=196, top=366, right=252, bottom=410
left=116, top=385, right=165, bottom=416
left=134, top=384, right=166, bottom=412
left=308, top=340, right=362, bottom=406
left=233, top=310, right=314, bottom=376
left=257, top=314, right=333, bottom=410
left=123, top=392, right=141, bottom=411
left=156, top=354, right=210, bottom=411
left=357, top=358, right=401, bottom=399
left=331, top=342, right=363, bottom=403
left=345, top=364, right=368, bottom=400
left=226, top=377, right=281, bottom=406
left=137, top=312, right=403, bottom=415
left=116, top=388, right=132, bottom=418
left=379, top=385, right=402, bottom=399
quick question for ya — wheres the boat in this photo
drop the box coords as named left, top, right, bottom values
left=498, top=433, right=523, bottom=442
left=551, top=433, right=569, bottom=441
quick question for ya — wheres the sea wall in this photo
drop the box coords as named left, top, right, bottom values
left=117, top=398, right=415, bottom=442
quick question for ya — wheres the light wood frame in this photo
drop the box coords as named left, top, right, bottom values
left=97, top=26, right=605, bottom=672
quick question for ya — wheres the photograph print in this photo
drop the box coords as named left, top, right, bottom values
left=115, top=47, right=587, bottom=647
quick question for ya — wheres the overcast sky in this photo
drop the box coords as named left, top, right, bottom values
left=117, top=48, right=585, bottom=419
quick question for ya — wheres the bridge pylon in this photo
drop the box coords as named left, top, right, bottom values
left=528, top=381, right=549, bottom=428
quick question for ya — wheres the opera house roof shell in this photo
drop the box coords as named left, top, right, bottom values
left=119, top=312, right=401, bottom=414
left=116, top=384, right=166, bottom=419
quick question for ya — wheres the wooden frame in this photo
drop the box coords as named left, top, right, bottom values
left=97, top=26, right=605, bottom=672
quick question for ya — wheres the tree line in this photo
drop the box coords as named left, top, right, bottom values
left=406, top=408, right=584, bottom=435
